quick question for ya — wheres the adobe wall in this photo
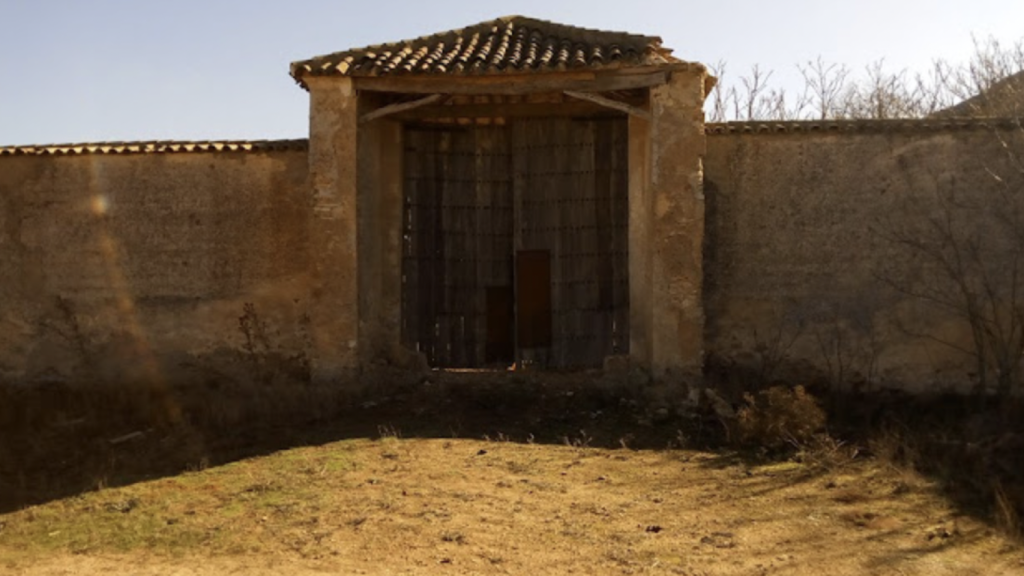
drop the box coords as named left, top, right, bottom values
left=704, top=121, right=1024, bottom=393
left=0, top=147, right=312, bottom=387
left=7, top=118, right=1022, bottom=395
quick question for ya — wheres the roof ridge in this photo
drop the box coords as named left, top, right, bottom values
left=326, top=15, right=662, bottom=55
left=489, top=15, right=662, bottom=44
left=290, top=15, right=680, bottom=86
left=705, top=117, right=1023, bottom=135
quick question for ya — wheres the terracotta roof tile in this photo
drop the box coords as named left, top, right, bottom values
left=705, top=118, right=1023, bottom=135
left=290, top=15, right=685, bottom=87
left=0, top=139, right=308, bottom=157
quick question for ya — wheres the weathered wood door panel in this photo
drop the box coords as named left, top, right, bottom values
left=402, top=117, right=628, bottom=369
left=515, top=249, right=552, bottom=349
left=402, top=125, right=514, bottom=367
left=512, top=118, right=629, bottom=368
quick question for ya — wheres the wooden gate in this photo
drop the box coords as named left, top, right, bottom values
left=401, top=117, right=629, bottom=369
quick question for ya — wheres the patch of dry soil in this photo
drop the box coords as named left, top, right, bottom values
left=2, top=438, right=1022, bottom=575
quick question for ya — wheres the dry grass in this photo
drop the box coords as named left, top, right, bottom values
left=4, top=372, right=1024, bottom=574
left=2, top=434, right=1022, bottom=575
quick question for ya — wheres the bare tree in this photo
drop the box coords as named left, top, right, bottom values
left=731, top=64, right=773, bottom=121
left=763, top=87, right=809, bottom=121
left=750, top=318, right=805, bottom=388
left=705, top=35, right=1023, bottom=122
left=913, top=61, right=960, bottom=116
left=953, top=36, right=1024, bottom=103
left=878, top=120, right=1024, bottom=398
left=798, top=57, right=850, bottom=120
left=707, top=60, right=729, bottom=123
left=706, top=62, right=808, bottom=122
left=704, top=38, right=1024, bottom=399
left=838, top=60, right=928, bottom=119
left=870, top=39, right=1024, bottom=398
left=812, top=307, right=882, bottom=392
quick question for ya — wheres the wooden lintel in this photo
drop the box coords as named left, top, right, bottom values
left=395, top=102, right=626, bottom=120
left=360, top=94, right=443, bottom=123
left=352, top=71, right=667, bottom=96
left=564, top=91, right=651, bottom=120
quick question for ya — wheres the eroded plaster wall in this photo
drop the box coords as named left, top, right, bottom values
left=704, top=124, right=1024, bottom=392
left=630, top=68, right=709, bottom=380
left=0, top=150, right=311, bottom=386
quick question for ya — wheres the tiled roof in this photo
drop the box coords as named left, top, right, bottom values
left=0, top=139, right=308, bottom=157
left=705, top=118, right=1023, bottom=135
left=5, top=119, right=1016, bottom=156
left=290, top=15, right=683, bottom=86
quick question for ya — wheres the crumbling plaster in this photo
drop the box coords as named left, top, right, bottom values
left=628, top=69, right=710, bottom=380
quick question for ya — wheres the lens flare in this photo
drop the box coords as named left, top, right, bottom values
left=90, top=194, right=109, bottom=215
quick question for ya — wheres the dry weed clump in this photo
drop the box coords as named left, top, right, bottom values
left=736, top=385, right=827, bottom=450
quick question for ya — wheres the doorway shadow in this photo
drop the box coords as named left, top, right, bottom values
left=0, top=369, right=700, bottom=514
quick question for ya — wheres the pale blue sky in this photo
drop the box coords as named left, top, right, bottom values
left=0, top=0, right=1021, bottom=145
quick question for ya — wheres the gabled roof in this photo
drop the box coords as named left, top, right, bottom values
left=290, top=15, right=684, bottom=87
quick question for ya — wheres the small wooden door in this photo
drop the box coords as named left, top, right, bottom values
left=515, top=250, right=552, bottom=349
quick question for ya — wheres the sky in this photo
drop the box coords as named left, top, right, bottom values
left=0, top=0, right=1022, bottom=145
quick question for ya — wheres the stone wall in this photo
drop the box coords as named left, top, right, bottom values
left=7, top=118, right=1024, bottom=394
left=0, top=146, right=311, bottom=386
left=704, top=121, right=1024, bottom=393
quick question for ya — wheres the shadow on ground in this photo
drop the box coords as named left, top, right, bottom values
left=2, top=369, right=1022, bottom=545
left=0, top=369, right=727, bottom=514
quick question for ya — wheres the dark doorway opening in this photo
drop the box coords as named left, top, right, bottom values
left=400, top=117, right=629, bottom=369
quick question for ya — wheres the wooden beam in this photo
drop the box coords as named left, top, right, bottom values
left=564, top=90, right=651, bottom=120
left=352, top=71, right=667, bottom=95
left=359, top=94, right=443, bottom=123
left=395, top=102, right=624, bottom=120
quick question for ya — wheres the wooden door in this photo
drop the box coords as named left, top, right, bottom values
left=401, top=125, right=514, bottom=368
left=512, top=117, right=629, bottom=368
left=401, top=117, right=628, bottom=369
left=515, top=250, right=552, bottom=349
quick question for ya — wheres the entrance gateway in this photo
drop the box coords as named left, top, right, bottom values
left=292, top=15, right=709, bottom=380
left=401, top=118, right=629, bottom=369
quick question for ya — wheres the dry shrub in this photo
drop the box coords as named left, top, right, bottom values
left=994, top=480, right=1023, bottom=540
left=796, top=432, right=861, bottom=471
left=736, top=385, right=826, bottom=450
left=867, top=424, right=920, bottom=470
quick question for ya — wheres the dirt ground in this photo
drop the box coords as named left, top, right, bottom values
left=2, top=434, right=1022, bottom=576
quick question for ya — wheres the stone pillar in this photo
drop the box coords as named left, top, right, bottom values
left=630, top=69, right=708, bottom=380
left=307, top=77, right=360, bottom=382
left=357, top=114, right=408, bottom=366
left=628, top=113, right=653, bottom=369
